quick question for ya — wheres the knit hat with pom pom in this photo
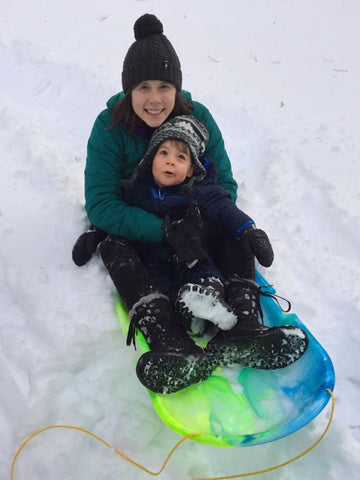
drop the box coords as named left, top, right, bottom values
left=122, top=14, right=182, bottom=92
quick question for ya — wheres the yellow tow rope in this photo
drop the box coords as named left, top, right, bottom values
left=11, top=388, right=334, bottom=479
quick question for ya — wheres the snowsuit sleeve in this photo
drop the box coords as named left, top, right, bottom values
left=189, top=159, right=254, bottom=238
left=85, top=109, right=164, bottom=243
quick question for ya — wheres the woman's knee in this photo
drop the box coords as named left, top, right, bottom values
left=100, top=235, right=136, bottom=264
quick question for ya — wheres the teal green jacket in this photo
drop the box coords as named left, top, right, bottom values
left=85, top=91, right=238, bottom=243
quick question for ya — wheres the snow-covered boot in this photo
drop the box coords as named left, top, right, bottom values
left=129, top=294, right=216, bottom=394
left=206, top=278, right=309, bottom=369
left=175, top=278, right=237, bottom=335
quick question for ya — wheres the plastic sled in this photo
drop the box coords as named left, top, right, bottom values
left=115, top=271, right=335, bottom=447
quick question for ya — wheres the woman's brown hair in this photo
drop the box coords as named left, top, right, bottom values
left=108, top=90, right=194, bottom=133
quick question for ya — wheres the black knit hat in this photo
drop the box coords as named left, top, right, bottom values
left=122, top=14, right=182, bottom=92
left=143, top=115, right=209, bottom=180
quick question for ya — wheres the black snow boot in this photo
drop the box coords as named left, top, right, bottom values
left=129, top=294, right=216, bottom=394
left=175, top=278, right=237, bottom=335
left=206, top=278, right=309, bottom=370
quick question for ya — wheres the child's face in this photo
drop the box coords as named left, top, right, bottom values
left=152, top=140, right=194, bottom=188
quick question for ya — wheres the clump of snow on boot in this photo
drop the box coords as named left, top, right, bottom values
left=177, top=283, right=237, bottom=331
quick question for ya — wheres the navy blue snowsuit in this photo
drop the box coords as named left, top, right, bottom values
left=123, top=157, right=254, bottom=296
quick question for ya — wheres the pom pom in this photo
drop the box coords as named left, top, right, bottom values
left=134, top=14, right=163, bottom=40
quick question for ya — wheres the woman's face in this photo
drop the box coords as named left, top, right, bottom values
left=131, top=80, right=176, bottom=128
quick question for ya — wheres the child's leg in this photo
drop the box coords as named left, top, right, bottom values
left=136, top=243, right=181, bottom=298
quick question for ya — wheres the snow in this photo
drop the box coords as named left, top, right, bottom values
left=1, top=0, right=360, bottom=478
left=178, top=283, right=237, bottom=331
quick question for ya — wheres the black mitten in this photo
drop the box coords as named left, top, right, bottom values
left=242, top=226, right=274, bottom=267
left=164, top=201, right=208, bottom=267
left=72, top=226, right=107, bottom=266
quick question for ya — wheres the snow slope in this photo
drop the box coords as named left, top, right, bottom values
left=1, top=1, right=360, bottom=478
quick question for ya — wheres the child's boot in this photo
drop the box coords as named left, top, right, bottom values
left=206, top=278, right=309, bottom=369
left=129, top=294, right=216, bottom=394
left=175, top=278, right=237, bottom=334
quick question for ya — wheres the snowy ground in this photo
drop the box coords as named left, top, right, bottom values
left=1, top=1, right=360, bottom=479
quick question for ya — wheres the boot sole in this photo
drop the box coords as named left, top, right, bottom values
left=207, top=326, right=309, bottom=370
left=136, top=351, right=216, bottom=394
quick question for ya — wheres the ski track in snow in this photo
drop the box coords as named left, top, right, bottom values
left=1, top=2, right=360, bottom=479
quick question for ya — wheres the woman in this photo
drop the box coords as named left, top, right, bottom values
left=78, top=14, right=308, bottom=394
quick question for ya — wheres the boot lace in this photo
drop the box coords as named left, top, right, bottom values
left=227, top=277, right=291, bottom=324
left=258, top=285, right=291, bottom=321
left=126, top=317, right=137, bottom=348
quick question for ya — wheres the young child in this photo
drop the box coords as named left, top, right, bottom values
left=121, top=115, right=274, bottom=338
